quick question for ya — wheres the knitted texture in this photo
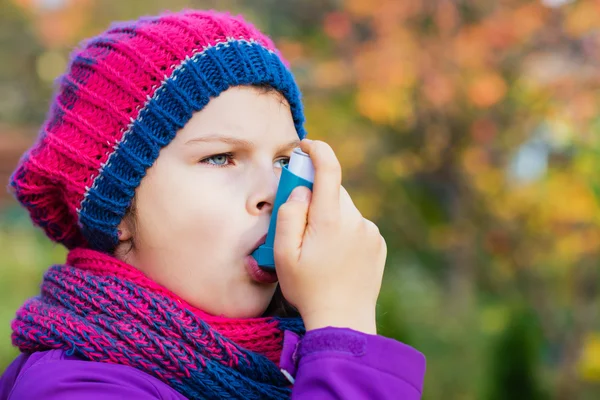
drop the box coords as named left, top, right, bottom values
left=9, top=9, right=306, bottom=252
left=11, top=248, right=305, bottom=400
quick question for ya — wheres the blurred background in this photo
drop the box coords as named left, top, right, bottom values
left=1, top=0, right=599, bottom=398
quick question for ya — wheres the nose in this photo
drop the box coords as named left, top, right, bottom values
left=246, top=166, right=279, bottom=216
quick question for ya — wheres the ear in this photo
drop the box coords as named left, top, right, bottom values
left=117, top=219, right=133, bottom=242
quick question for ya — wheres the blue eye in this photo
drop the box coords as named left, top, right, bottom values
left=202, top=153, right=233, bottom=167
left=275, top=158, right=290, bottom=168
left=201, top=154, right=289, bottom=168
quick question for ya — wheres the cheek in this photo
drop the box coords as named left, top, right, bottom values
left=136, top=167, right=243, bottom=246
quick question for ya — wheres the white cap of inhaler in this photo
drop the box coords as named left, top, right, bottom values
left=288, top=148, right=315, bottom=183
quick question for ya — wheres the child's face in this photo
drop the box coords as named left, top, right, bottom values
left=116, top=86, right=300, bottom=318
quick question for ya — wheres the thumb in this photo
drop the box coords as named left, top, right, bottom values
left=273, top=186, right=312, bottom=267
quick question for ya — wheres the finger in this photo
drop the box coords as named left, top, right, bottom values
left=299, top=139, right=341, bottom=222
left=339, top=185, right=363, bottom=218
left=274, top=186, right=312, bottom=267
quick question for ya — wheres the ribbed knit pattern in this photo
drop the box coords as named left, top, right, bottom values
left=9, top=10, right=306, bottom=252
left=11, top=248, right=305, bottom=399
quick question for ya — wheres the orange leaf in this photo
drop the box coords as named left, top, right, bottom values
left=468, top=72, right=507, bottom=108
left=324, top=12, right=352, bottom=41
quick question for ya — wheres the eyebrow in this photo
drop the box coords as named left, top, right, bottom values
left=186, top=135, right=301, bottom=153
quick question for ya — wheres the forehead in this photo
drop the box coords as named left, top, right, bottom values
left=176, top=86, right=298, bottom=144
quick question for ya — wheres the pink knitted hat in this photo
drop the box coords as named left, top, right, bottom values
left=10, top=10, right=306, bottom=252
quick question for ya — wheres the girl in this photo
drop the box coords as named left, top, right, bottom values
left=0, top=9, right=425, bottom=400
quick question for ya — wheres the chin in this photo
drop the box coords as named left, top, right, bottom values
left=223, top=302, right=270, bottom=319
left=219, top=291, right=274, bottom=319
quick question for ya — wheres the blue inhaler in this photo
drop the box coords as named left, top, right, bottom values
left=252, top=148, right=315, bottom=270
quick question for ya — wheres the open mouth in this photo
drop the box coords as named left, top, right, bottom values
left=245, top=233, right=277, bottom=284
left=250, top=234, right=268, bottom=255
left=245, top=254, right=278, bottom=284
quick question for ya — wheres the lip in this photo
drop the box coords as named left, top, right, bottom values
left=251, top=234, right=268, bottom=254
left=245, top=255, right=278, bottom=284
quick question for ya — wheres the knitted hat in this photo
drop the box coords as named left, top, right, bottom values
left=10, top=10, right=306, bottom=253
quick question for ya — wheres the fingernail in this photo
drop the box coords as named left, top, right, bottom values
left=289, top=186, right=311, bottom=202
left=301, top=138, right=313, bottom=147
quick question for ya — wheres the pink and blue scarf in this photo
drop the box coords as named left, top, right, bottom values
left=11, top=248, right=304, bottom=399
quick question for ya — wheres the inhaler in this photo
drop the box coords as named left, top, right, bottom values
left=252, top=148, right=315, bottom=270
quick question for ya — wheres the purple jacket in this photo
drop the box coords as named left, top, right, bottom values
left=0, top=327, right=425, bottom=399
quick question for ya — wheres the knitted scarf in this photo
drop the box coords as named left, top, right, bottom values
left=11, top=248, right=304, bottom=399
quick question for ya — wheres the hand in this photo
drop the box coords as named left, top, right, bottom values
left=274, top=139, right=387, bottom=334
